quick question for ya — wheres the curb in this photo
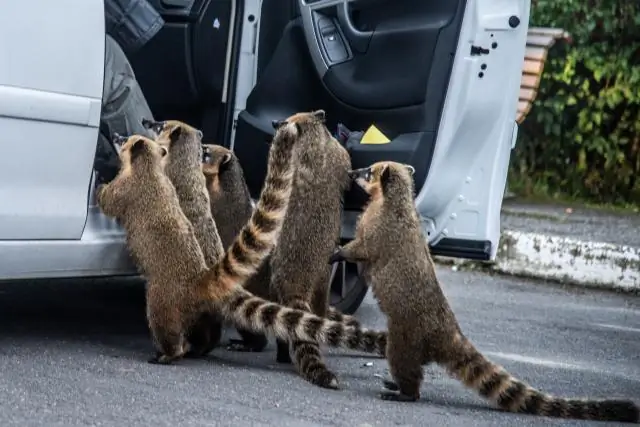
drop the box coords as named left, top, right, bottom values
left=435, top=230, right=640, bottom=293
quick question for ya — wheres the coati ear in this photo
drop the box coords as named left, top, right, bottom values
left=312, top=109, right=326, bottom=122
left=196, top=129, right=203, bottom=139
left=160, top=146, right=168, bottom=157
left=218, top=152, right=233, bottom=172
left=168, top=125, right=183, bottom=143
left=405, top=165, right=415, bottom=176
left=129, top=138, right=146, bottom=160
left=379, top=164, right=390, bottom=185
left=294, top=122, right=303, bottom=134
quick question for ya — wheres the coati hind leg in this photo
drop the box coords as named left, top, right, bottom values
left=184, top=312, right=223, bottom=358
left=227, top=329, right=269, bottom=352
left=147, top=320, right=190, bottom=365
left=380, top=325, right=424, bottom=402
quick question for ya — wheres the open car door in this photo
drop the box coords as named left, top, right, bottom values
left=230, top=0, right=531, bottom=263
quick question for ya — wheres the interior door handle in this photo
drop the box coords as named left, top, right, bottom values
left=336, top=1, right=373, bottom=53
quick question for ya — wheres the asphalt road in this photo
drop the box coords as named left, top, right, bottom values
left=1, top=269, right=639, bottom=426
left=501, top=199, right=640, bottom=248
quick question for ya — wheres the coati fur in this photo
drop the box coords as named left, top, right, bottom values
left=225, top=111, right=383, bottom=390
left=142, top=119, right=224, bottom=358
left=329, top=161, right=639, bottom=423
left=96, top=118, right=385, bottom=366
left=200, top=142, right=374, bottom=362
left=201, top=144, right=254, bottom=250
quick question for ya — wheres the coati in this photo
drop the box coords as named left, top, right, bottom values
left=201, top=144, right=254, bottom=250
left=200, top=142, right=372, bottom=357
left=141, top=118, right=225, bottom=359
left=328, top=161, right=639, bottom=423
left=97, top=119, right=385, bottom=366
left=225, top=111, right=383, bottom=390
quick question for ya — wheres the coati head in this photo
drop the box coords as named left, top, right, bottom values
left=201, top=144, right=235, bottom=186
left=115, top=134, right=168, bottom=169
left=348, top=161, right=415, bottom=198
left=271, top=110, right=325, bottom=140
left=141, top=119, right=203, bottom=146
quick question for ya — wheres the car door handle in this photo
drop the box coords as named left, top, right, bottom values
left=336, top=1, right=373, bottom=53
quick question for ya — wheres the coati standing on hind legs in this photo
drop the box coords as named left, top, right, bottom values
left=201, top=142, right=368, bottom=355
left=201, top=144, right=254, bottom=250
left=225, top=111, right=385, bottom=390
left=97, top=119, right=385, bottom=366
left=329, top=161, right=639, bottom=423
left=142, top=118, right=224, bottom=358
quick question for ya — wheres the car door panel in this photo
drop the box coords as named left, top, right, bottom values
left=129, top=0, right=234, bottom=140
left=231, top=0, right=530, bottom=261
left=232, top=0, right=465, bottom=207
left=0, top=0, right=105, bottom=240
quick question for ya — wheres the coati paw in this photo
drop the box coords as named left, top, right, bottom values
left=382, top=379, right=399, bottom=391
left=328, top=247, right=345, bottom=264
left=226, top=339, right=265, bottom=353
left=314, top=371, right=340, bottom=390
left=379, top=391, right=418, bottom=402
left=147, top=352, right=175, bottom=365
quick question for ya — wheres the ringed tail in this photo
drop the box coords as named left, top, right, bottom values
left=206, top=129, right=297, bottom=290
left=326, top=307, right=387, bottom=356
left=220, top=289, right=386, bottom=355
left=445, top=333, right=639, bottom=423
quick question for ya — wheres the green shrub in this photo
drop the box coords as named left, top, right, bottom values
left=510, top=0, right=640, bottom=205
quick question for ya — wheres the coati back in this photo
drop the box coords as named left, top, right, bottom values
left=329, top=161, right=639, bottom=423
left=226, top=111, right=382, bottom=390
left=142, top=119, right=224, bottom=358
left=97, top=118, right=386, bottom=366
left=201, top=144, right=253, bottom=249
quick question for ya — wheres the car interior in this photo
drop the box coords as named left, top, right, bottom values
left=92, top=0, right=468, bottom=309
left=96, top=0, right=467, bottom=211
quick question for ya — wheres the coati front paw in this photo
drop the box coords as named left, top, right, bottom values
left=328, top=247, right=345, bottom=264
left=379, top=391, right=418, bottom=402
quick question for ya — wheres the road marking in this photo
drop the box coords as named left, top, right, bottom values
left=484, top=351, right=585, bottom=370
left=593, top=323, right=640, bottom=334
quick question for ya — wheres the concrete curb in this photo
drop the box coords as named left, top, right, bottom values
left=435, top=230, right=640, bottom=292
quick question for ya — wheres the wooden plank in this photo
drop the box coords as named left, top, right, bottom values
left=525, top=46, right=548, bottom=61
left=526, top=34, right=556, bottom=48
left=520, top=73, right=541, bottom=89
left=523, top=58, right=544, bottom=75
left=528, top=27, right=568, bottom=39
left=519, top=87, right=537, bottom=102
left=516, top=101, right=532, bottom=124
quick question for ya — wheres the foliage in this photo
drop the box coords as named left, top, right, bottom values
left=510, top=0, right=640, bottom=205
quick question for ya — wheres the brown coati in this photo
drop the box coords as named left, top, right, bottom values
left=96, top=120, right=386, bottom=367
left=226, top=110, right=383, bottom=390
left=142, top=119, right=224, bottom=359
left=201, top=144, right=254, bottom=250
left=200, top=141, right=372, bottom=362
left=329, top=161, right=639, bottom=423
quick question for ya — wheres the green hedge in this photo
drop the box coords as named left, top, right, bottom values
left=510, top=0, right=640, bottom=205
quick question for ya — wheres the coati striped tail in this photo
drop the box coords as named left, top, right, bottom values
left=219, top=289, right=387, bottom=354
left=326, top=307, right=387, bottom=356
left=209, top=128, right=297, bottom=289
left=445, top=333, right=639, bottom=423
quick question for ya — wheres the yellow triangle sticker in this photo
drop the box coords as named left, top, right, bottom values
left=360, top=124, right=390, bottom=144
